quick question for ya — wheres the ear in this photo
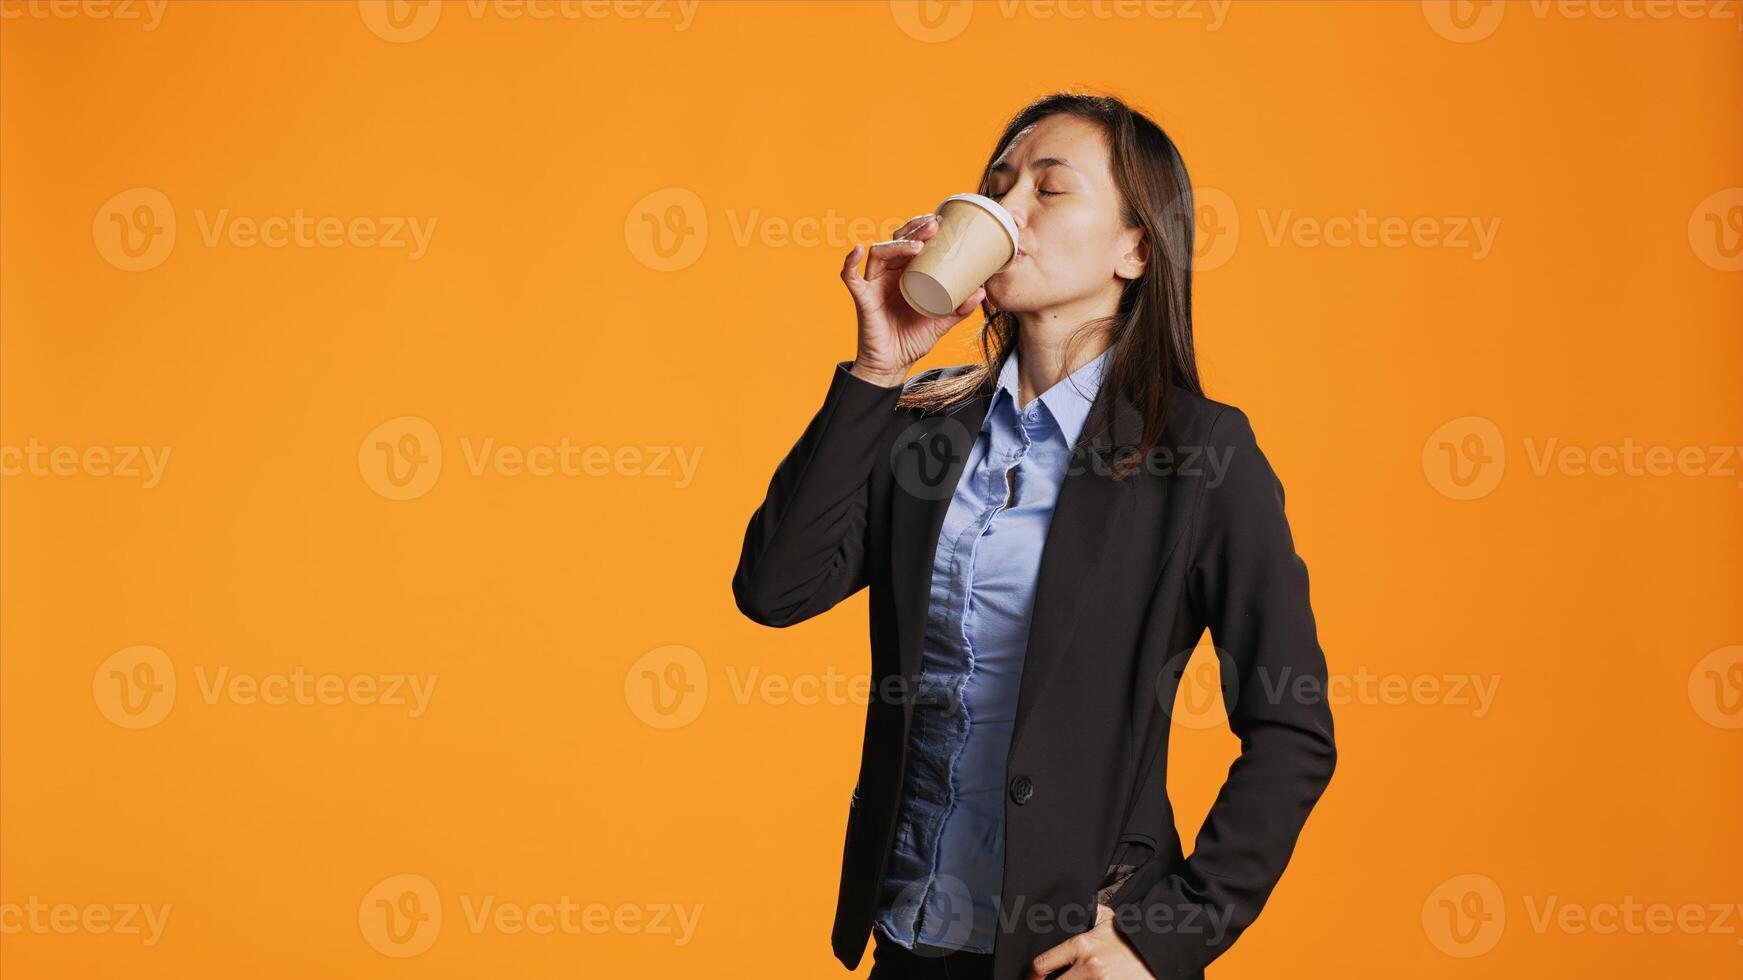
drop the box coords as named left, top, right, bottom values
left=1116, top=226, right=1148, bottom=282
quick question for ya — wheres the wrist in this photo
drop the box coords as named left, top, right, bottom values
left=848, top=359, right=907, bottom=388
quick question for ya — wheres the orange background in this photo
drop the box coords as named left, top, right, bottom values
left=3, top=0, right=1741, bottom=977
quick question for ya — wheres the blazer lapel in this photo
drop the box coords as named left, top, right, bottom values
left=889, top=383, right=993, bottom=724
left=888, top=373, right=1149, bottom=748
left=1008, top=390, right=1145, bottom=755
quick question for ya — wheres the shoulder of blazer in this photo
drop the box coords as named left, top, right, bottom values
left=1159, top=384, right=1244, bottom=449
left=891, top=368, right=1256, bottom=446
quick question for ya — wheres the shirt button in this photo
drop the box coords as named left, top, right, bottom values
left=1009, top=774, right=1034, bottom=805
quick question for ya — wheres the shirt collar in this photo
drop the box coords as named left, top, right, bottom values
left=989, top=343, right=1115, bottom=447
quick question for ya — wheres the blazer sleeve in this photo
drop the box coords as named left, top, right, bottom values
left=1110, top=406, right=1338, bottom=979
left=730, top=360, right=908, bottom=628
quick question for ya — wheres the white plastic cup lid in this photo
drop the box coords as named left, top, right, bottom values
left=937, top=193, right=1019, bottom=256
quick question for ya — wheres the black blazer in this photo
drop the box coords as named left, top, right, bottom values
left=731, top=359, right=1337, bottom=980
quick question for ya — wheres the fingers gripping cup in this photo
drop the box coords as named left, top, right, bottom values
left=899, top=193, right=1019, bottom=317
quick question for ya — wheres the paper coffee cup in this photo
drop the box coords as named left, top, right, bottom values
left=899, top=193, right=1019, bottom=318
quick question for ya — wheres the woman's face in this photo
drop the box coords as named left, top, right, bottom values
left=982, top=114, right=1147, bottom=315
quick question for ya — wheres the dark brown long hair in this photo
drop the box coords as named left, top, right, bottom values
left=897, top=90, right=1203, bottom=479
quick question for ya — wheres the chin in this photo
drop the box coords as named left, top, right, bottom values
left=984, top=278, right=1034, bottom=313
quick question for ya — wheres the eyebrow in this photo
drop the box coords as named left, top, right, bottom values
left=989, top=156, right=1075, bottom=175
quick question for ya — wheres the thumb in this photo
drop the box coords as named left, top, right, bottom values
left=931, top=286, right=987, bottom=332
left=954, top=286, right=987, bottom=316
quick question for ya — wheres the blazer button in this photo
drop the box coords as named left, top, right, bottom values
left=1009, top=774, right=1034, bottom=805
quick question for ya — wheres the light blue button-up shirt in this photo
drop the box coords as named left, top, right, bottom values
left=873, top=343, right=1115, bottom=953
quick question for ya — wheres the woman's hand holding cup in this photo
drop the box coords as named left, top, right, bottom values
left=841, top=212, right=987, bottom=388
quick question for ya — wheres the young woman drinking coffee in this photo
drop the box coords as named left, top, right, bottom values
left=732, top=91, right=1337, bottom=980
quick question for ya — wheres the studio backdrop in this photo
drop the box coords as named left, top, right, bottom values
left=2, top=2, right=1740, bottom=978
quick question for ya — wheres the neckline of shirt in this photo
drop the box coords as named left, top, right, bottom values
left=989, top=344, right=1115, bottom=447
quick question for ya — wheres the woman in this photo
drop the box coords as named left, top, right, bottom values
left=732, top=92, right=1337, bottom=980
